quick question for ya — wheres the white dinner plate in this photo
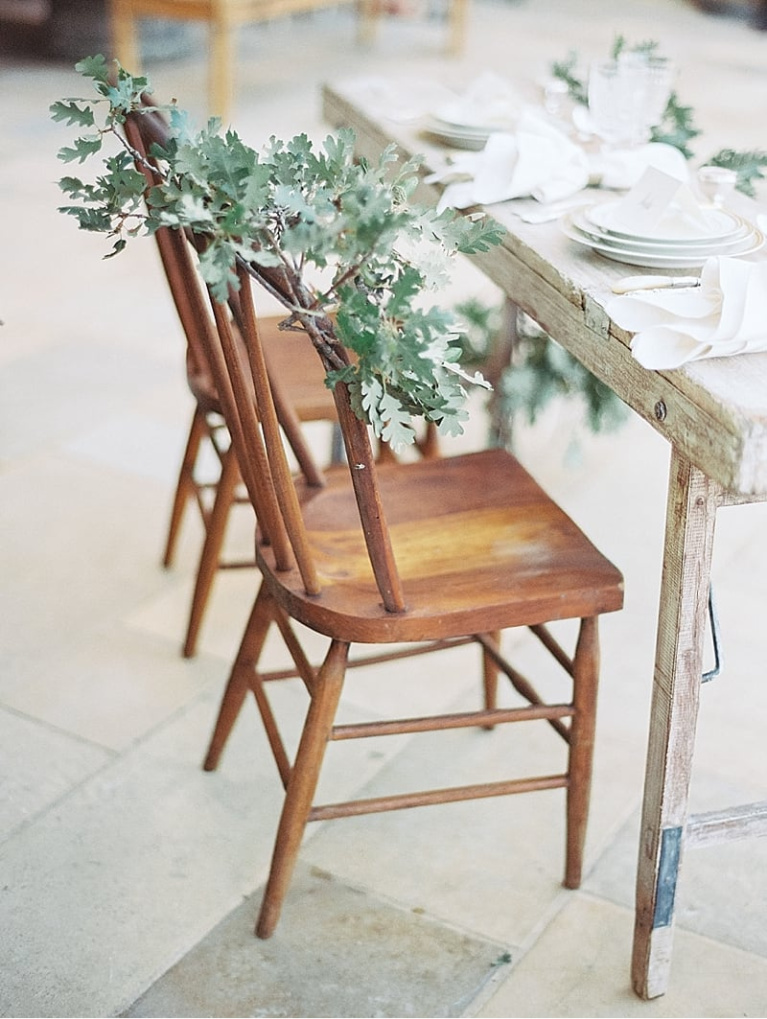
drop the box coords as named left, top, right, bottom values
left=561, top=213, right=764, bottom=268
left=420, top=117, right=496, bottom=150
left=569, top=208, right=754, bottom=255
left=584, top=200, right=743, bottom=244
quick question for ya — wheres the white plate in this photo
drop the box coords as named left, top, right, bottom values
left=561, top=214, right=764, bottom=268
left=420, top=117, right=496, bottom=150
left=569, top=209, right=753, bottom=255
left=585, top=200, right=742, bottom=243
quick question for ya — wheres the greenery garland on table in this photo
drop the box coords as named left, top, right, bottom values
left=550, top=35, right=767, bottom=194
left=51, top=56, right=504, bottom=454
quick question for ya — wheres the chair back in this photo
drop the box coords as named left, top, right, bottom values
left=123, top=102, right=326, bottom=488
left=205, top=262, right=407, bottom=612
left=123, top=104, right=214, bottom=385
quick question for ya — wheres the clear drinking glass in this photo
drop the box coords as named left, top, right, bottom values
left=696, top=165, right=738, bottom=208
left=588, top=53, right=675, bottom=150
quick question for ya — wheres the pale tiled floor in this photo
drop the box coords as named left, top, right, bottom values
left=2, top=1, right=767, bottom=1016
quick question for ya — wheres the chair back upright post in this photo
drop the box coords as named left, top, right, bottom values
left=123, top=110, right=217, bottom=383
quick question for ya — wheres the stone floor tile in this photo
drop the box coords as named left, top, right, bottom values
left=122, top=862, right=512, bottom=1019
left=474, top=894, right=767, bottom=1018
left=0, top=705, right=112, bottom=840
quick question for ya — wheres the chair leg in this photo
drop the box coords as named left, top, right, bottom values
left=203, top=583, right=275, bottom=771
left=564, top=615, right=599, bottom=889
left=182, top=444, right=243, bottom=657
left=163, top=406, right=207, bottom=569
left=416, top=420, right=441, bottom=459
left=481, top=630, right=501, bottom=729
left=256, top=639, right=350, bottom=939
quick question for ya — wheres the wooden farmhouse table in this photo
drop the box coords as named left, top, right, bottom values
left=322, top=78, right=767, bottom=1000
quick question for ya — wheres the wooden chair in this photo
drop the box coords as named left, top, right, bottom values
left=124, top=99, right=439, bottom=656
left=108, top=0, right=470, bottom=121
left=198, top=258, right=625, bottom=938
left=124, top=104, right=338, bottom=657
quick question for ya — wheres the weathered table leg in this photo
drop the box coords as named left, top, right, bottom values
left=485, top=298, right=517, bottom=450
left=631, top=447, right=722, bottom=999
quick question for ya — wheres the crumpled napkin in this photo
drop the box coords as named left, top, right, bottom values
left=607, top=256, right=767, bottom=369
left=588, top=141, right=689, bottom=191
left=428, top=110, right=590, bottom=210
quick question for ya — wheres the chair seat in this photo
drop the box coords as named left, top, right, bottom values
left=260, top=447, right=624, bottom=642
left=187, top=312, right=336, bottom=421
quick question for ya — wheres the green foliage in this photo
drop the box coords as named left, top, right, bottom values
left=610, top=35, right=658, bottom=60
left=549, top=51, right=588, bottom=106
left=705, top=148, right=767, bottom=198
left=649, top=92, right=700, bottom=160
left=453, top=299, right=629, bottom=440
left=52, top=57, right=505, bottom=452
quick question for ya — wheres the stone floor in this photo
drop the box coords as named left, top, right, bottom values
left=1, top=0, right=767, bottom=1015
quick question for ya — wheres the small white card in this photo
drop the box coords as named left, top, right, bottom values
left=607, top=166, right=682, bottom=233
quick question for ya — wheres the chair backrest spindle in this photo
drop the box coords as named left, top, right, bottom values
left=204, top=294, right=295, bottom=570
left=235, top=265, right=321, bottom=593
left=330, top=387, right=407, bottom=613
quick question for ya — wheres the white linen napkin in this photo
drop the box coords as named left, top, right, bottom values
left=429, top=111, right=590, bottom=211
left=588, top=142, right=689, bottom=191
left=607, top=256, right=767, bottom=369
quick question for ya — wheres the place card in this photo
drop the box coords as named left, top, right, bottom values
left=605, top=166, right=684, bottom=233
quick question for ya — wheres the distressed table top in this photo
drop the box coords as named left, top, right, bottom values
left=322, top=80, right=767, bottom=497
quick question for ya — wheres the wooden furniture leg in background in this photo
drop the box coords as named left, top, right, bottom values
left=210, top=7, right=235, bottom=120
left=110, top=0, right=140, bottom=69
left=447, top=0, right=469, bottom=54
left=631, top=449, right=720, bottom=999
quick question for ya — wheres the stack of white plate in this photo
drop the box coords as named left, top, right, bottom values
left=420, top=117, right=500, bottom=150
left=561, top=200, right=764, bottom=268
